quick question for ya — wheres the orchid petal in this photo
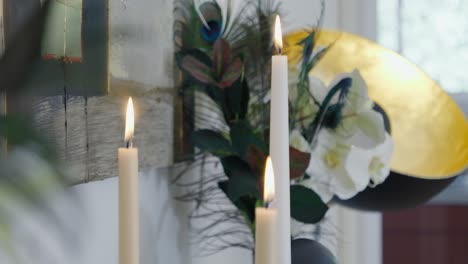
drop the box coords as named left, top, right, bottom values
left=290, top=130, right=311, bottom=153
left=308, top=76, right=329, bottom=103
left=368, top=133, right=393, bottom=187
left=345, top=69, right=371, bottom=114
left=336, top=146, right=372, bottom=199
left=302, top=129, right=375, bottom=201
left=353, top=110, right=386, bottom=146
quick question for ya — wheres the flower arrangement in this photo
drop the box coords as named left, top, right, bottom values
left=175, top=0, right=393, bottom=254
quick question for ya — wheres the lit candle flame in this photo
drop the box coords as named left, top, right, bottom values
left=124, top=97, right=134, bottom=145
left=264, top=156, right=275, bottom=204
left=274, top=15, right=283, bottom=54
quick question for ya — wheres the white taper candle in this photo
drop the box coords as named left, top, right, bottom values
left=270, top=15, right=291, bottom=264
left=255, top=157, right=278, bottom=264
left=119, top=97, right=140, bottom=264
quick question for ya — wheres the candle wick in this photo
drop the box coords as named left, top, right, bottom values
left=126, top=139, right=133, bottom=149
left=278, top=47, right=283, bottom=55
left=264, top=200, right=273, bottom=209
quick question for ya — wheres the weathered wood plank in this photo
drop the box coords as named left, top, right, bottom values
left=2, top=0, right=176, bottom=185
left=109, top=0, right=175, bottom=91
left=32, top=89, right=174, bottom=185
left=4, top=0, right=109, bottom=96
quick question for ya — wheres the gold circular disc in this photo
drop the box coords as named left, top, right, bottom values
left=285, top=31, right=468, bottom=179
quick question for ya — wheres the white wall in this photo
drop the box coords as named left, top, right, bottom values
left=0, top=167, right=192, bottom=264
left=326, top=2, right=383, bottom=264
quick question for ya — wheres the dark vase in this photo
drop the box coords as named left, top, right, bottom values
left=291, top=239, right=337, bottom=264
left=334, top=171, right=455, bottom=211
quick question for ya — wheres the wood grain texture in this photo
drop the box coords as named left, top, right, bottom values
left=32, top=89, right=174, bottom=185
left=0, top=0, right=177, bottom=185
left=109, top=0, right=175, bottom=90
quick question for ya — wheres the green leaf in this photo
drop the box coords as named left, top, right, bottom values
left=0, top=116, right=55, bottom=161
left=239, top=79, right=250, bottom=120
left=218, top=181, right=257, bottom=229
left=290, top=185, right=328, bottom=224
left=220, top=156, right=259, bottom=201
left=289, top=147, right=311, bottom=180
left=191, top=129, right=233, bottom=157
left=230, top=120, right=267, bottom=158
left=224, top=78, right=250, bottom=122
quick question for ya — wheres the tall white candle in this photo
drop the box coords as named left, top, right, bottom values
left=270, top=15, right=291, bottom=264
left=119, top=97, right=140, bottom=264
left=255, top=157, right=278, bottom=264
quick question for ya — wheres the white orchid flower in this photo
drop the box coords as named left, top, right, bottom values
left=302, top=130, right=393, bottom=202
left=290, top=130, right=310, bottom=153
left=302, top=129, right=371, bottom=202
left=336, top=70, right=386, bottom=149
left=308, top=70, right=386, bottom=149
left=291, top=69, right=392, bottom=202
left=368, top=133, right=393, bottom=187
left=309, top=73, right=350, bottom=104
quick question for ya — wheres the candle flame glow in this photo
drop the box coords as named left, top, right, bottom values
left=274, top=15, right=283, bottom=54
left=264, top=156, right=275, bottom=203
left=124, top=97, right=134, bottom=144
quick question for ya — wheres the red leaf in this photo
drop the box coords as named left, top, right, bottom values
left=246, top=144, right=267, bottom=198
left=213, top=39, right=231, bottom=78
left=181, top=55, right=215, bottom=84
left=219, top=57, right=242, bottom=88
left=290, top=147, right=311, bottom=180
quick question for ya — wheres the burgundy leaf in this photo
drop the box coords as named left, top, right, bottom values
left=219, top=57, right=242, bottom=88
left=246, top=144, right=267, bottom=198
left=213, top=39, right=231, bottom=78
left=289, top=147, right=310, bottom=180
left=246, top=144, right=267, bottom=175
left=290, top=147, right=311, bottom=180
left=181, top=55, right=215, bottom=84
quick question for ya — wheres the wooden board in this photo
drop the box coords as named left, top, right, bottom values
left=2, top=0, right=176, bottom=185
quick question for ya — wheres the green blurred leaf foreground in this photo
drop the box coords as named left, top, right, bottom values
left=0, top=1, right=76, bottom=262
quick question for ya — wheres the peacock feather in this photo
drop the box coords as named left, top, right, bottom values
left=199, top=2, right=223, bottom=44
left=289, top=0, right=347, bottom=143
left=175, top=0, right=224, bottom=51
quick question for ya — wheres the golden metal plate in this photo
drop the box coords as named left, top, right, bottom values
left=285, top=31, right=468, bottom=179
